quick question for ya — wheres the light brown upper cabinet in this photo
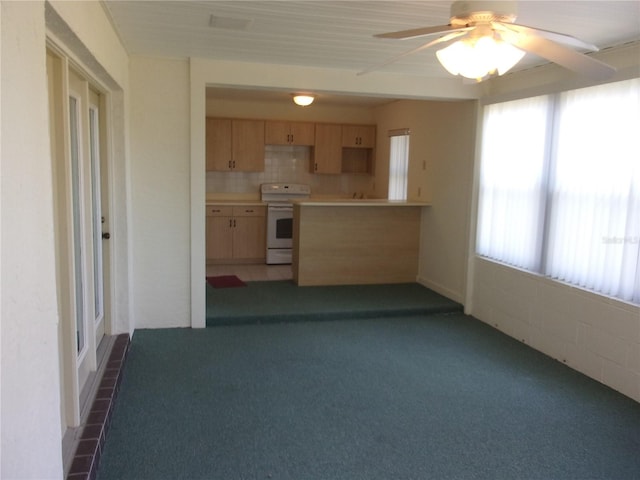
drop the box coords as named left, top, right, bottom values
left=265, top=121, right=315, bottom=146
left=231, top=119, right=265, bottom=171
left=342, top=125, right=376, bottom=148
left=206, top=118, right=232, bottom=171
left=311, top=124, right=342, bottom=174
left=206, top=118, right=265, bottom=172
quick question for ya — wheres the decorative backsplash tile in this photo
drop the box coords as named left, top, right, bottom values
left=206, top=146, right=374, bottom=197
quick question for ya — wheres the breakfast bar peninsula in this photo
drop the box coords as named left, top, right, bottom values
left=292, top=199, right=430, bottom=286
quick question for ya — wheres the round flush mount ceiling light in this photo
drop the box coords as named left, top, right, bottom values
left=292, top=94, right=314, bottom=106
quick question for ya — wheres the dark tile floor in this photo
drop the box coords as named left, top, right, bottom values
left=67, top=334, right=130, bottom=480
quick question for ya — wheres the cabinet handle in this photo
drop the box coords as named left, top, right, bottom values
left=233, top=219, right=236, bottom=227
left=229, top=219, right=233, bottom=228
left=212, top=209, right=221, bottom=213
left=232, top=160, right=236, bottom=168
left=245, top=209, right=254, bottom=213
left=228, top=160, right=232, bottom=169
left=314, top=162, right=318, bottom=171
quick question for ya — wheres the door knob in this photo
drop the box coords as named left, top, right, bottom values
left=102, top=232, right=111, bottom=240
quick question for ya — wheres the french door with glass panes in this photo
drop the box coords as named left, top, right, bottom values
left=47, top=49, right=111, bottom=429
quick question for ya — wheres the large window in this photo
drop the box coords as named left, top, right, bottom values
left=477, top=78, right=640, bottom=304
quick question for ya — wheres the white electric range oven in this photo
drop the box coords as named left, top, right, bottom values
left=260, top=183, right=311, bottom=264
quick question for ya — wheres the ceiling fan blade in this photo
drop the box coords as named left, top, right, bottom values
left=504, top=32, right=616, bottom=80
left=375, top=24, right=470, bottom=40
left=358, top=31, right=469, bottom=76
left=494, top=22, right=599, bottom=51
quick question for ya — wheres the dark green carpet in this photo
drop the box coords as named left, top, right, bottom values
left=206, top=281, right=462, bottom=326
left=97, top=313, right=640, bottom=480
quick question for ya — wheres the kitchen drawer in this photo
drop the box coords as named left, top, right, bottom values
left=206, top=205, right=233, bottom=217
left=232, top=205, right=266, bottom=217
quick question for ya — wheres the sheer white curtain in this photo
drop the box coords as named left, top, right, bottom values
left=545, top=78, right=640, bottom=303
left=388, top=133, right=410, bottom=200
left=476, top=96, right=550, bottom=271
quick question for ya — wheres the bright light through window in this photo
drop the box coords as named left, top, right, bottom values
left=389, top=132, right=410, bottom=200
left=477, top=78, right=640, bottom=304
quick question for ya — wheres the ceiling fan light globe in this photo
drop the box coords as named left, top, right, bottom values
left=494, top=41, right=525, bottom=75
left=437, top=39, right=491, bottom=79
left=436, top=33, right=525, bottom=79
left=436, top=41, right=467, bottom=75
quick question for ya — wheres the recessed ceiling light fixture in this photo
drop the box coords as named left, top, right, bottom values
left=292, top=94, right=314, bottom=107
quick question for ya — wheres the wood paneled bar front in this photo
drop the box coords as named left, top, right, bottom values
left=292, top=200, right=430, bottom=286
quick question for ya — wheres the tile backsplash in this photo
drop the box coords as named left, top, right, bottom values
left=206, top=145, right=374, bottom=198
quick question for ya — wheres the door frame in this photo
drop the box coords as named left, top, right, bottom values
left=46, top=42, right=114, bottom=429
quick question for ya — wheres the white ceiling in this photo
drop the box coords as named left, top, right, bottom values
left=103, top=0, right=640, bottom=103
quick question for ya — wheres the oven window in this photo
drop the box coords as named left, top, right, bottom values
left=275, top=218, right=293, bottom=239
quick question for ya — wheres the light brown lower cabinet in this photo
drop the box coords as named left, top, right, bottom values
left=206, top=205, right=266, bottom=263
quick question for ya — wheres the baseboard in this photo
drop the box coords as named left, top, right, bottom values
left=416, top=276, right=464, bottom=306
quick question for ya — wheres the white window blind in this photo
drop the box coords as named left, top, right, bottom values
left=388, top=130, right=410, bottom=200
left=476, top=96, right=549, bottom=271
left=477, top=78, right=640, bottom=304
left=546, top=80, right=640, bottom=302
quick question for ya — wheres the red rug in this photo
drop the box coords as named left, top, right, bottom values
left=206, top=275, right=247, bottom=288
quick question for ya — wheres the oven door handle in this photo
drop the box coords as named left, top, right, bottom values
left=268, top=205, right=293, bottom=211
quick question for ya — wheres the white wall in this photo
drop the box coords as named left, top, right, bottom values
left=418, top=101, right=477, bottom=304
left=1, top=1, right=132, bottom=476
left=472, top=259, right=640, bottom=402
left=206, top=95, right=377, bottom=123
left=48, top=1, right=129, bottom=87
left=1, top=2, right=63, bottom=478
left=374, top=100, right=477, bottom=303
left=130, top=57, right=191, bottom=329
left=469, top=44, right=640, bottom=403
left=46, top=0, right=133, bottom=336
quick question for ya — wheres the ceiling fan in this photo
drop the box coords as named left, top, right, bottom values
left=359, top=0, right=616, bottom=80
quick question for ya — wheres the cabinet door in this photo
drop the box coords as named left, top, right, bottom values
left=289, top=122, right=315, bottom=145
left=342, top=125, right=376, bottom=148
left=265, top=121, right=290, bottom=145
left=206, top=216, right=233, bottom=261
left=233, top=216, right=266, bottom=259
left=232, top=119, right=265, bottom=171
left=312, top=124, right=342, bottom=174
left=265, top=121, right=315, bottom=146
left=206, top=118, right=232, bottom=171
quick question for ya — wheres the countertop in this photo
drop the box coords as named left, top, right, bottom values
left=292, top=199, right=431, bottom=207
left=205, top=195, right=431, bottom=207
left=206, top=200, right=265, bottom=206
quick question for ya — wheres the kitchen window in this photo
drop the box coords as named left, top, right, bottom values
left=388, top=129, right=410, bottom=200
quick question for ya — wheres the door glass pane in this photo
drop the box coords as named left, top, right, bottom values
left=69, top=96, right=86, bottom=354
left=89, top=106, right=104, bottom=323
